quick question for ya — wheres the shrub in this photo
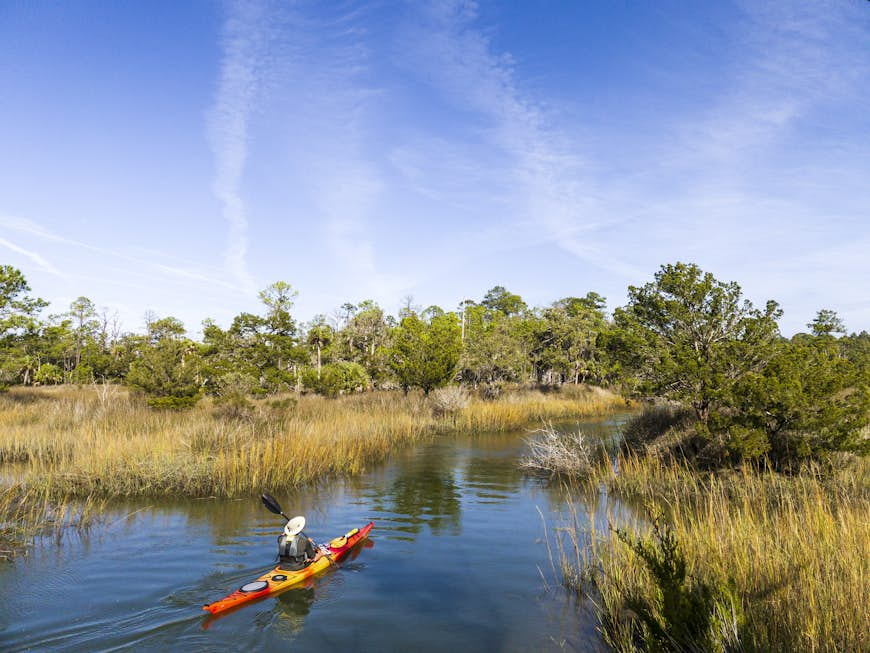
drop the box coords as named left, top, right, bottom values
left=69, top=363, right=94, bottom=385
left=126, top=339, right=202, bottom=409
left=300, top=367, right=319, bottom=392
left=611, top=507, right=739, bottom=653
left=34, top=363, right=63, bottom=385
left=520, top=425, right=593, bottom=477
left=304, top=362, right=369, bottom=397
left=431, top=385, right=469, bottom=418
left=145, top=394, right=201, bottom=410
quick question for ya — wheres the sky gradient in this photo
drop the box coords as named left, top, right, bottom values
left=2, top=1, right=869, bottom=336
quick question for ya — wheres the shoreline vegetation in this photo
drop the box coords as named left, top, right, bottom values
left=3, top=261, right=867, bottom=651
left=530, top=414, right=869, bottom=653
left=0, top=383, right=628, bottom=556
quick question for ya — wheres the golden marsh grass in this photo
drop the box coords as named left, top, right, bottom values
left=556, top=455, right=870, bottom=653
left=0, top=483, right=104, bottom=561
left=0, top=384, right=627, bottom=499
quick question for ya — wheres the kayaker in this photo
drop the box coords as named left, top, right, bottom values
left=277, top=516, right=323, bottom=570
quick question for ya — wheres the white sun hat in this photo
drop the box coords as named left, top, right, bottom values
left=283, top=516, right=306, bottom=537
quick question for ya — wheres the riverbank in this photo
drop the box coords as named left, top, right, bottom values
left=0, top=384, right=627, bottom=500
left=555, top=454, right=869, bottom=653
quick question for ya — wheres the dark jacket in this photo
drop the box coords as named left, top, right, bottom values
left=277, top=532, right=316, bottom=569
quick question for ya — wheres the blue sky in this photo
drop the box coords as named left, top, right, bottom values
left=2, top=1, right=868, bottom=336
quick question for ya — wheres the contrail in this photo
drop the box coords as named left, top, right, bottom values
left=207, top=0, right=269, bottom=294
left=0, top=237, right=61, bottom=276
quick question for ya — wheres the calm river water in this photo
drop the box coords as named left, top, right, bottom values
left=1, top=413, right=635, bottom=652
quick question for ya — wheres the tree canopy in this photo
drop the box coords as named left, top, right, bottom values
left=1, top=261, right=866, bottom=469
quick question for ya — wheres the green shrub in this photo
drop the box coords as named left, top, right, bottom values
left=126, top=338, right=202, bottom=409
left=304, top=362, right=369, bottom=397
left=144, top=394, right=201, bottom=410
left=34, top=363, right=63, bottom=385
left=321, top=361, right=369, bottom=397
left=69, top=363, right=93, bottom=385
left=613, top=508, right=739, bottom=652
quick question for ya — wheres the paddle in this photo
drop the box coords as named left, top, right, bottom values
left=261, top=493, right=290, bottom=523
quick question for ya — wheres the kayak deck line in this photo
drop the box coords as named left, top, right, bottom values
left=202, top=521, right=374, bottom=615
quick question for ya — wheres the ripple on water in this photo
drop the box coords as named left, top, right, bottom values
left=2, top=415, right=635, bottom=652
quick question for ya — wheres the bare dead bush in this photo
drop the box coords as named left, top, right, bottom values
left=431, top=385, right=469, bottom=418
left=520, top=425, right=592, bottom=477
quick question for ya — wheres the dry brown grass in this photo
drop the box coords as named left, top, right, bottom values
left=0, top=384, right=627, bottom=499
left=556, top=455, right=870, bottom=652
left=0, top=482, right=104, bottom=561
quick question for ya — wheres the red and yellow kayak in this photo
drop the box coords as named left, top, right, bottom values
left=203, top=522, right=374, bottom=615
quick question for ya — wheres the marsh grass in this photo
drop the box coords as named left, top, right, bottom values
left=0, top=384, right=627, bottom=500
left=555, top=455, right=870, bottom=652
left=0, top=483, right=104, bottom=561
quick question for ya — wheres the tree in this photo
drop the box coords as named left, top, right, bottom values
left=457, top=303, right=529, bottom=386
left=258, top=281, right=302, bottom=386
left=67, top=296, right=99, bottom=370
left=388, top=311, right=461, bottom=394
left=335, top=300, right=391, bottom=382
left=531, top=293, right=610, bottom=385
left=200, top=282, right=304, bottom=394
left=808, top=309, right=846, bottom=337
left=0, top=266, right=46, bottom=331
left=481, top=285, right=527, bottom=317
left=732, top=333, right=869, bottom=464
left=0, top=266, right=48, bottom=388
left=305, top=315, right=334, bottom=379
left=612, top=262, right=781, bottom=423
left=126, top=316, right=202, bottom=408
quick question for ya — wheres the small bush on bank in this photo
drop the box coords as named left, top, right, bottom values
left=622, top=403, right=869, bottom=472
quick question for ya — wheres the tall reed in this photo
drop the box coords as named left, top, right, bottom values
left=0, top=384, right=627, bottom=499
left=556, top=455, right=870, bottom=652
left=0, top=482, right=104, bottom=560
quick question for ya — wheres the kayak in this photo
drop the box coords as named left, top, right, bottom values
left=202, top=522, right=374, bottom=615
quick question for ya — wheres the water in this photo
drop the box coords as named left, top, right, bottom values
left=0, top=413, right=634, bottom=652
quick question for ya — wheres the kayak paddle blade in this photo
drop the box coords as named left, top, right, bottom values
left=261, top=493, right=284, bottom=516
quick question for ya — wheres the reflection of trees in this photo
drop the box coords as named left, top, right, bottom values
left=177, top=490, right=330, bottom=544
left=375, top=444, right=461, bottom=538
left=462, top=454, right=522, bottom=499
left=270, top=586, right=315, bottom=637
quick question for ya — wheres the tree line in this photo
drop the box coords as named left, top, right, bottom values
left=1, top=262, right=867, bottom=466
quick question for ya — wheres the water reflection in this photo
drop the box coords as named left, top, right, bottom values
left=271, top=586, right=314, bottom=636
left=371, top=442, right=462, bottom=539
left=462, top=453, right=522, bottom=502
left=1, top=413, right=638, bottom=653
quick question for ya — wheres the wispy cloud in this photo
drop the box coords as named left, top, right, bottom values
left=676, top=2, right=866, bottom=167
left=207, top=0, right=270, bottom=294
left=0, top=236, right=60, bottom=275
left=400, top=1, right=644, bottom=280
left=0, top=212, right=245, bottom=293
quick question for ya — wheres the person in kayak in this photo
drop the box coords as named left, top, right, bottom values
left=277, top=516, right=324, bottom=570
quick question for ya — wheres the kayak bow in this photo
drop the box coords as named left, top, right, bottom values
left=202, top=521, right=374, bottom=615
